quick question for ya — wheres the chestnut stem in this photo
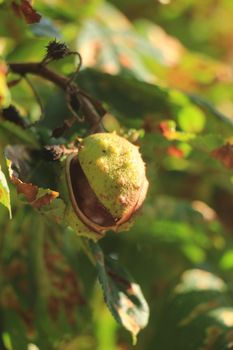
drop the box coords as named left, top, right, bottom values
left=8, top=62, right=105, bottom=132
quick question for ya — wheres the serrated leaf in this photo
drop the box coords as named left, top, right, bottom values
left=0, top=166, right=11, bottom=218
left=89, top=240, right=149, bottom=340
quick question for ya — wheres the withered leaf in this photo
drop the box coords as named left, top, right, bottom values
left=12, top=0, right=41, bottom=24
left=5, top=145, right=59, bottom=210
left=212, top=143, right=233, bottom=169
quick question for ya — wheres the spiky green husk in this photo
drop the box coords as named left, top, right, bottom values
left=59, top=133, right=148, bottom=240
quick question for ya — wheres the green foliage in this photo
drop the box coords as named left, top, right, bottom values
left=89, top=240, right=149, bottom=341
left=154, top=269, right=233, bottom=350
left=0, top=0, right=233, bottom=349
left=0, top=165, right=11, bottom=217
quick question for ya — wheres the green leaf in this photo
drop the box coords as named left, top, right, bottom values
left=177, top=105, right=206, bottom=133
left=7, top=38, right=50, bottom=62
left=0, top=62, right=10, bottom=109
left=77, top=69, right=169, bottom=127
left=190, top=134, right=224, bottom=152
left=0, top=4, right=28, bottom=39
left=77, top=3, right=166, bottom=82
left=89, top=240, right=149, bottom=341
left=0, top=121, right=39, bottom=147
left=187, top=94, right=233, bottom=136
left=2, top=311, right=28, bottom=350
left=219, top=249, right=233, bottom=270
left=188, top=93, right=233, bottom=130
left=77, top=69, right=233, bottom=135
left=153, top=269, right=233, bottom=350
left=0, top=166, right=11, bottom=218
left=36, top=0, right=101, bottom=22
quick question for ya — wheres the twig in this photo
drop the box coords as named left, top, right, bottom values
left=8, top=62, right=105, bottom=132
left=67, top=51, right=83, bottom=85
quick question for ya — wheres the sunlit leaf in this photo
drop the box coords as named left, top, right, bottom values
left=77, top=69, right=233, bottom=136
left=188, top=93, right=233, bottom=133
left=77, top=2, right=161, bottom=82
left=220, top=249, right=233, bottom=270
left=177, top=105, right=206, bottom=133
left=0, top=166, right=11, bottom=217
left=0, top=62, right=11, bottom=109
left=7, top=37, right=50, bottom=61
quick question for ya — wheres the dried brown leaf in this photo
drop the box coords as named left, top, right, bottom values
left=11, top=175, right=38, bottom=202
left=12, top=0, right=41, bottom=24
left=32, top=191, right=59, bottom=208
left=212, top=143, right=233, bottom=169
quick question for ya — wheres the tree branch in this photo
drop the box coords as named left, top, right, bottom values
left=8, top=62, right=105, bottom=132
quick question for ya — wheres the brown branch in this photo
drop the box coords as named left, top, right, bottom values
left=8, top=62, right=105, bottom=132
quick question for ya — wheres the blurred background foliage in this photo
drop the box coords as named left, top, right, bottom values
left=0, top=0, right=233, bottom=349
